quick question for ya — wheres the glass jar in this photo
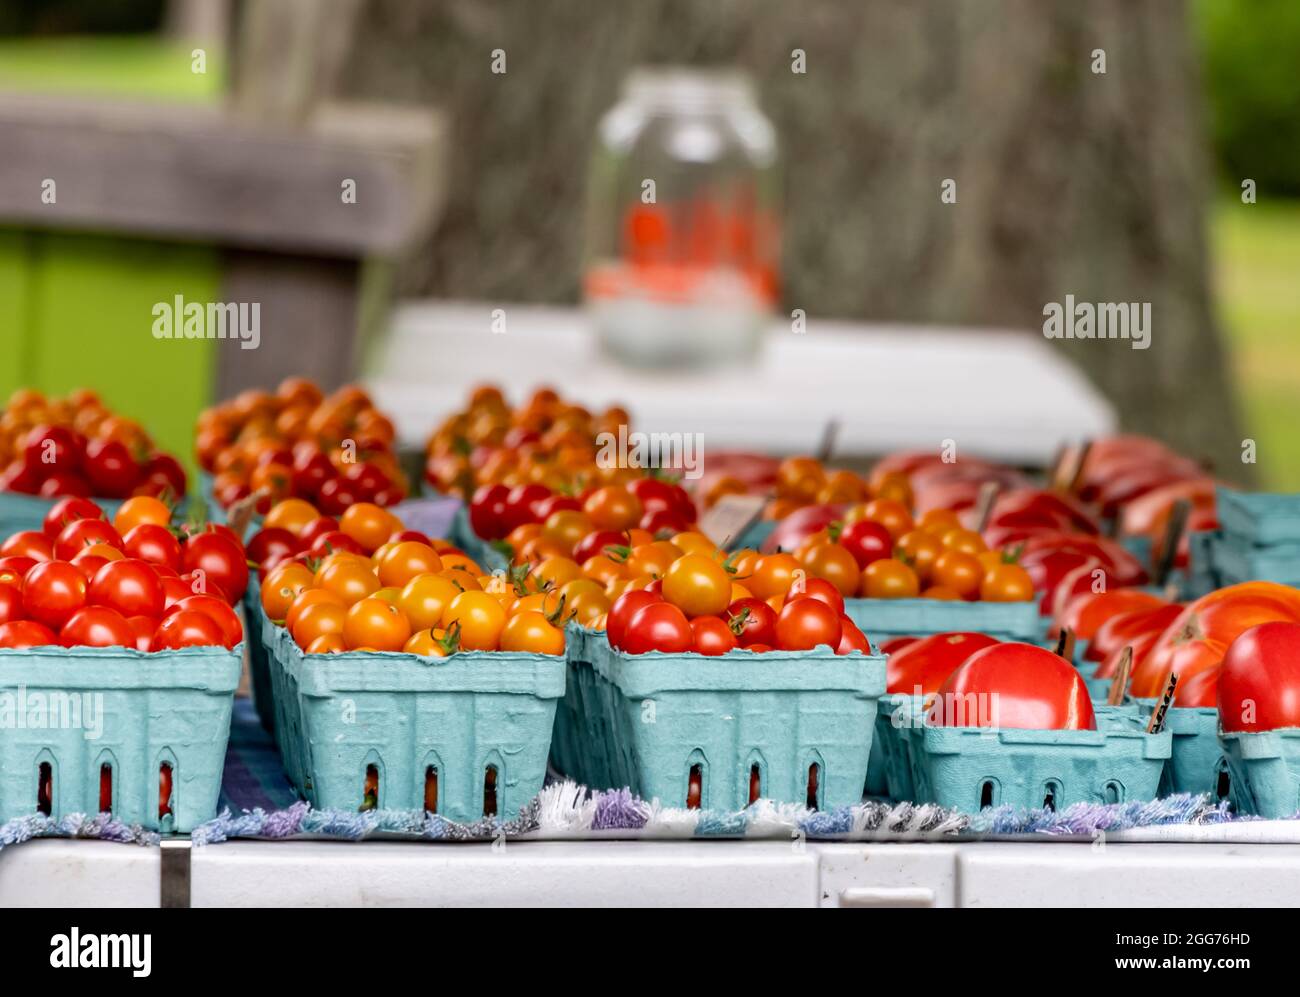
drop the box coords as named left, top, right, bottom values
left=583, top=67, right=780, bottom=368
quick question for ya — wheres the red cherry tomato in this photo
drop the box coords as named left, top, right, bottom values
left=836, top=616, right=873, bottom=655
left=70, top=553, right=112, bottom=583
left=150, top=610, right=226, bottom=650
left=775, top=597, right=842, bottom=651
left=54, top=518, right=122, bottom=560
left=691, top=615, right=738, bottom=656
left=168, top=595, right=243, bottom=648
left=183, top=532, right=249, bottom=603
left=929, top=642, right=1096, bottom=730
left=621, top=601, right=693, bottom=655
left=0, top=556, right=37, bottom=587
left=83, top=438, right=141, bottom=497
left=469, top=483, right=511, bottom=540
left=2, top=530, right=54, bottom=562
left=607, top=589, right=663, bottom=650
left=503, top=483, right=552, bottom=531
left=122, top=524, right=184, bottom=572
left=388, top=529, right=432, bottom=546
left=298, top=516, right=340, bottom=548
left=783, top=576, right=846, bottom=617
left=726, top=597, right=778, bottom=647
left=1219, top=621, right=1300, bottom=732
left=88, top=558, right=166, bottom=618
left=534, top=494, right=582, bottom=520
left=573, top=529, right=630, bottom=566
left=886, top=631, right=1000, bottom=694
left=23, top=424, right=83, bottom=479
left=308, top=530, right=365, bottom=558
left=60, top=606, right=135, bottom=648
left=0, top=619, right=58, bottom=648
left=143, top=454, right=187, bottom=497
left=838, top=520, right=893, bottom=570
left=0, top=581, right=23, bottom=624
left=22, top=561, right=88, bottom=630
left=43, top=496, right=104, bottom=538
left=126, top=614, right=158, bottom=652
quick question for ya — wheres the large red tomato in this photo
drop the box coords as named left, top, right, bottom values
left=1057, top=589, right=1167, bottom=643
left=886, top=631, right=1000, bottom=695
left=89, top=559, right=166, bottom=618
left=22, top=561, right=88, bottom=629
left=1087, top=602, right=1184, bottom=663
left=929, top=642, right=1096, bottom=730
left=183, top=531, right=249, bottom=602
left=1131, top=582, right=1300, bottom=698
left=1218, top=621, right=1300, bottom=732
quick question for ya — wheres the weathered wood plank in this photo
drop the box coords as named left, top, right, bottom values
left=0, top=95, right=446, bottom=256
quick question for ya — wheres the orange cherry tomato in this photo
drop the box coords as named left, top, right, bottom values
left=343, top=597, right=412, bottom=651
left=941, top=528, right=987, bottom=555
left=292, top=600, right=347, bottom=648
left=979, top=562, right=1035, bottom=602
left=340, top=502, right=402, bottom=553
left=583, top=486, right=643, bottom=531
left=305, top=633, right=346, bottom=654
left=376, top=541, right=444, bottom=588
left=113, top=496, right=171, bottom=535
left=748, top=553, right=801, bottom=601
left=286, top=588, right=344, bottom=631
left=397, top=571, right=465, bottom=629
left=662, top=554, right=732, bottom=617
left=499, top=611, right=566, bottom=655
left=917, top=509, right=962, bottom=537
left=861, top=558, right=920, bottom=599
left=895, top=530, right=943, bottom=583
left=922, top=585, right=962, bottom=601
left=801, top=542, right=861, bottom=598
left=541, top=510, right=593, bottom=552
left=444, top=590, right=507, bottom=650
left=264, top=498, right=320, bottom=537
left=860, top=498, right=914, bottom=541
left=316, top=557, right=381, bottom=606
left=535, top=556, right=582, bottom=589
left=261, top=564, right=314, bottom=620
left=932, top=550, right=983, bottom=600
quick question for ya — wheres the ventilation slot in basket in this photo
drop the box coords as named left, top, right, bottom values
left=686, top=764, right=703, bottom=809
left=979, top=779, right=996, bottom=809
left=424, top=766, right=439, bottom=815
left=1042, top=779, right=1061, bottom=812
left=806, top=762, right=821, bottom=810
left=37, top=762, right=52, bottom=816
left=1103, top=780, right=1124, bottom=805
left=361, top=764, right=379, bottom=811
left=748, top=764, right=762, bottom=806
left=483, top=766, right=498, bottom=817
left=99, top=764, right=113, bottom=813
left=159, top=763, right=174, bottom=819
left=1216, top=767, right=1231, bottom=801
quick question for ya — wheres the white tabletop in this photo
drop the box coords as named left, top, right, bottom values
left=6, top=834, right=1298, bottom=907
left=365, top=301, right=1115, bottom=464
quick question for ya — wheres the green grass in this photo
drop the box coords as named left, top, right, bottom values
left=0, top=35, right=224, bottom=101
left=1211, top=196, right=1300, bottom=488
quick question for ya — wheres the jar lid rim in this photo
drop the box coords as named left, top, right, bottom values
left=622, top=66, right=756, bottom=107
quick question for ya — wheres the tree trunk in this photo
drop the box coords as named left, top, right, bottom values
left=338, top=0, right=1247, bottom=476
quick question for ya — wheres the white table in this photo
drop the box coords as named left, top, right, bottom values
left=365, top=301, right=1115, bottom=465
left=5, top=832, right=1299, bottom=907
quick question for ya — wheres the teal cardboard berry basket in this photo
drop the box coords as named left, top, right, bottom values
left=262, top=615, right=565, bottom=823
left=1216, top=487, right=1300, bottom=547
left=1220, top=727, right=1300, bottom=818
left=871, top=693, right=926, bottom=801
left=1211, top=533, right=1300, bottom=587
left=844, top=597, right=1042, bottom=646
left=581, top=633, right=886, bottom=811
left=0, top=643, right=241, bottom=831
left=0, top=490, right=124, bottom=536
left=1133, top=699, right=1224, bottom=798
left=905, top=706, right=1170, bottom=812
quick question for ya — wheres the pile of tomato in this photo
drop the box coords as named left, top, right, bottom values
left=425, top=386, right=632, bottom=500
left=0, top=496, right=245, bottom=651
left=195, top=379, right=407, bottom=513
left=254, top=498, right=567, bottom=656
left=0, top=389, right=187, bottom=500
